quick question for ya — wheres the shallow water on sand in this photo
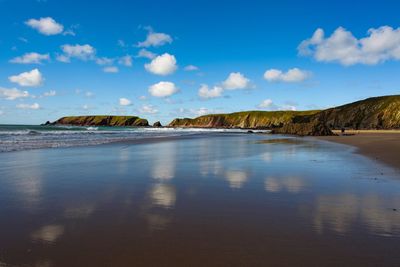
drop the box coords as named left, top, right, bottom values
left=0, top=134, right=399, bottom=266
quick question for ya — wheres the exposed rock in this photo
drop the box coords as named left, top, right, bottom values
left=153, top=121, right=162, bottom=127
left=271, top=121, right=335, bottom=136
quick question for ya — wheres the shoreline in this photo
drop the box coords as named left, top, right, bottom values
left=316, top=131, right=400, bottom=171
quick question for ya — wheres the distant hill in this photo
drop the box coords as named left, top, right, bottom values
left=169, top=95, right=400, bottom=130
left=169, top=110, right=320, bottom=129
left=51, top=115, right=149, bottom=127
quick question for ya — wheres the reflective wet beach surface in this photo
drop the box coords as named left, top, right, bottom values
left=0, top=134, right=399, bottom=266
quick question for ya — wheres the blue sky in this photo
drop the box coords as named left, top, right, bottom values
left=1, top=0, right=400, bottom=125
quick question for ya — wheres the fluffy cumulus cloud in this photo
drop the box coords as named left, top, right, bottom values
left=263, top=68, right=311, bottom=83
left=198, top=84, right=223, bottom=99
left=9, top=68, right=43, bottom=87
left=58, top=44, right=96, bottom=62
left=139, top=104, right=158, bottom=114
left=16, top=103, right=40, bottom=110
left=145, top=53, right=177, bottom=75
left=257, top=99, right=273, bottom=108
left=138, top=28, right=173, bottom=47
left=25, top=17, right=64, bottom=35
left=298, top=26, right=400, bottom=65
left=0, top=87, right=30, bottom=100
left=119, top=98, right=132, bottom=106
left=103, top=66, right=119, bottom=73
left=148, top=81, right=179, bottom=97
left=222, top=72, right=251, bottom=90
left=184, top=65, right=199, bottom=71
left=137, top=49, right=156, bottom=59
left=10, top=52, right=50, bottom=64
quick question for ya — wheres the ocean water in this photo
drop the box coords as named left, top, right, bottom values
left=0, top=124, right=260, bottom=152
left=0, top=133, right=399, bottom=266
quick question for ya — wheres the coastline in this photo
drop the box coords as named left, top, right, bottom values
left=316, top=130, right=400, bottom=171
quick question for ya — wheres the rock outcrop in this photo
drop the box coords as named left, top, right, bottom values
left=51, top=116, right=149, bottom=127
left=271, top=121, right=335, bottom=136
left=153, top=121, right=162, bottom=127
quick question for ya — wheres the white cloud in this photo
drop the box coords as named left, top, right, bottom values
left=0, top=110, right=3, bottom=116
left=118, top=55, right=132, bottom=67
left=25, top=17, right=63, bottom=35
left=145, top=53, right=177, bottom=75
left=16, top=103, right=40, bottom=110
left=257, top=99, right=297, bottom=111
left=148, top=81, right=179, bottom=97
left=184, top=65, right=199, bottom=71
left=137, top=49, right=156, bottom=59
left=119, top=98, right=132, bottom=106
left=59, top=44, right=95, bottom=62
left=298, top=26, right=400, bottom=65
left=139, top=104, right=158, bottom=114
left=95, top=57, right=114, bottom=65
left=103, top=66, right=119, bottom=73
left=257, top=99, right=273, bottom=108
left=194, top=107, right=212, bottom=116
left=0, top=87, right=30, bottom=100
left=10, top=52, right=49, bottom=64
left=9, top=68, right=43, bottom=87
left=222, top=72, right=251, bottom=90
left=263, top=68, right=311, bottom=83
left=43, top=90, right=56, bottom=97
left=198, top=84, right=223, bottom=99
left=138, top=28, right=173, bottom=47
left=139, top=95, right=147, bottom=100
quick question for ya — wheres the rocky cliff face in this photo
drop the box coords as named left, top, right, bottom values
left=293, top=95, right=400, bottom=129
left=169, top=110, right=320, bottom=129
left=53, top=116, right=149, bottom=127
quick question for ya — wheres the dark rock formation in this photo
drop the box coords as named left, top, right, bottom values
left=153, top=121, right=162, bottom=127
left=271, top=121, right=335, bottom=136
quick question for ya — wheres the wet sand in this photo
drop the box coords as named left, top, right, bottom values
left=317, top=131, right=400, bottom=171
left=0, top=134, right=399, bottom=266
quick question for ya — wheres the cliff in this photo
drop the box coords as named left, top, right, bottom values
left=52, top=115, right=149, bottom=127
left=293, top=95, right=400, bottom=130
left=169, top=95, right=400, bottom=131
left=169, top=110, right=320, bottom=129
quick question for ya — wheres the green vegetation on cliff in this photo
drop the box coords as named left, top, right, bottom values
left=53, top=115, right=149, bottom=127
left=294, top=95, right=400, bottom=129
left=169, top=95, right=400, bottom=130
left=169, top=110, right=320, bottom=129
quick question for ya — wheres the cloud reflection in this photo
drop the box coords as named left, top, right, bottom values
left=150, top=184, right=176, bottom=208
left=264, top=176, right=305, bottom=193
left=313, top=194, right=400, bottom=237
left=31, top=224, right=64, bottom=243
left=225, top=170, right=248, bottom=189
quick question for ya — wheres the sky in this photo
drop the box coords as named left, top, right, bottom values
left=1, top=0, right=400, bottom=125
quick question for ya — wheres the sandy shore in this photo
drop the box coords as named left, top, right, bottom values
left=317, top=130, right=400, bottom=170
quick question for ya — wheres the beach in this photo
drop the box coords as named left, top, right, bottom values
left=0, top=133, right=399, bottom=266
left=317, top=131, right=400, bottom=171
